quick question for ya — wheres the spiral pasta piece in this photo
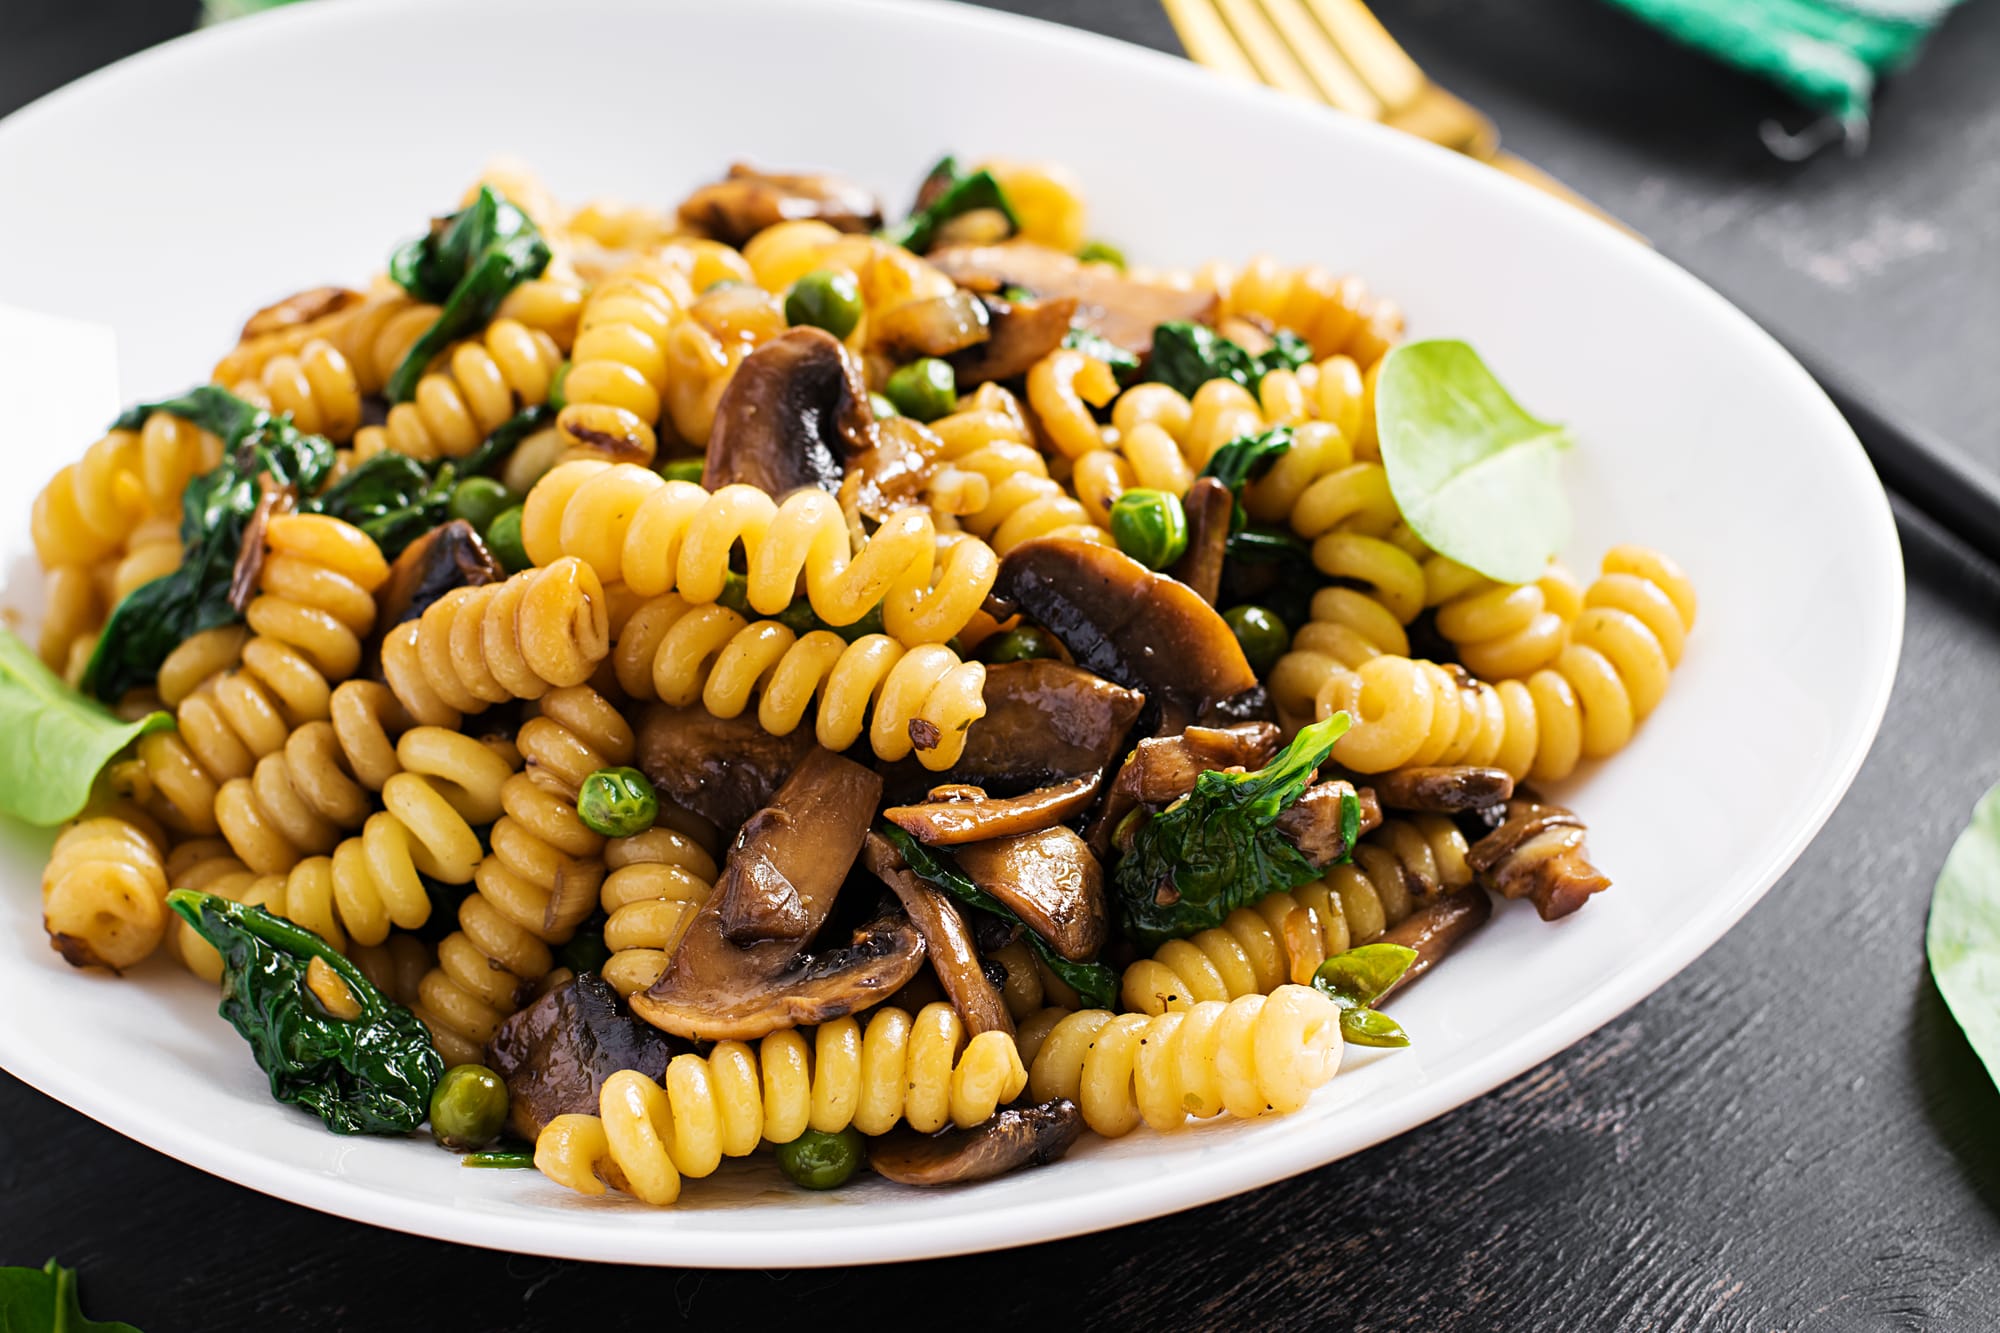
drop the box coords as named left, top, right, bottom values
left=226, top=337, right=364, bottom=442
left=128, top=515, right=388, bottom=841
left=599, top=827, right=719, bottom=998
left=1019, top=986, right=1342, bottom=1137
left=413, top=687, right=626, bottom=1066
left=553, top=254, right=696, bottom=465
left=42, top=810, right=169, bottom=972
left=349, top=318, right=563, bottom=463
left=660, top=272, right=784, bottom=448
left=1317, top=547, right=1696, bottom=782
left=534, top=1003, right=1028, bottom=1206
left=612, top=593, right=987, bottom=769
left=32, top=411, right=219, bottom=568
left=523, top=459, right=998, bottom=646
left=380, top=556, right=610, bottom=725
left=928, top=387, right=1109, bottom=553
left=1199, top=255, right=1404, bottom=367
left=1120, top=817, right=1472, bottom=1013
left=1422, top=555, right=1585, bottom=681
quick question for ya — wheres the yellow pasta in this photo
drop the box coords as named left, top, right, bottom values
left=1199, top=255, right=1404, bottom=367
left=1121, top=817, right=1471, bottom=1012
left=1019, top=986, right=1342, bottom=1136
left=42, top=809, right=169, bottom=972
left=612, top=593, right=987, bottom=768
left=350, top=318, right=563, bottom=464
left=928, top=387, right=1110, bottom=553
left=522, top=459, right=998, bottom=646
left=379, top=556, right=610, bottom=725
left=535, top=1003, right=1028, bottom=1205
left=226, top=338, right=364, bottom=442
left=599, top=827, right=720, bottom=998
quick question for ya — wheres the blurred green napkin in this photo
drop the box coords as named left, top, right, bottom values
left=1604, top=0, right=1966, bottom=138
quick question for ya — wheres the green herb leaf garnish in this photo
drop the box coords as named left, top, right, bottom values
left=881, top=155, right=1017, bottom=254
left=385, top=187, right=551, bottom=403
left=1927, top=780, right=2000, bottom=1094
left=0, top=1259, right=143, bottom=1332
left=0, top=629, right=169, bottom=826
left=1375, top=339, right=1571, bottom=584
left=1148, top=321, right=1311, bottom=399
left=1312, top=942, right=1418, bottom=1048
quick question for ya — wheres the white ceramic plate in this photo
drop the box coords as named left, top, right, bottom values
left=0, top=0, right=1901, bottom=1267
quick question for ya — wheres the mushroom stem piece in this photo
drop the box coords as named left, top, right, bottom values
left=867, top=1098, right=1084, bottom=1186
left=1466, top=798, right=1612, bottom=921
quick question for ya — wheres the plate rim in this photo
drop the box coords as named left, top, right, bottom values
left=0, top=0, right=1906, bottom=1267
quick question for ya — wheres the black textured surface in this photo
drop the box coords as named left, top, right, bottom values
left=3, top=1, right=1999, bottom=1328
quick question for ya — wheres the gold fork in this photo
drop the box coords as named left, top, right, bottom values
left=1163, top=0, right=1636, bottom=235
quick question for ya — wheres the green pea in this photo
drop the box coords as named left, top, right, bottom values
left=1109, top=488, right=1190, bottom=570
left=449, top=476, right=519, bottom=533
left=1223, top=604, right=1290, bottom=674
left=785, top=269, right=864, bottom=340
left=430, top=1064, right=509, bottom=1152
left=979, top=625, right=1060, bottom=664
left=776, top=1127, right=865, bottom=1190
left=1077, top=239, right=1126, bottom=269
left=548, top=359, right=572, bottom=413
left=884, top=358, right=957, bottom=423
left=659, top=457, right=706, bottom=484
left=577, top=766, right=659, bottom=838
left=869, top=392, right=899, bottom=420
left=483, top=505, right=530, bottom=574
left=1000, top=284, right=1035, bottom=303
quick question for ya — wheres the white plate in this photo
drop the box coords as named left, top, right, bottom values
left=0, top=0, right=1902, bottom=1267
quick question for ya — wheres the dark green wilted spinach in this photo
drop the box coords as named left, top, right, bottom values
left=85, top=387, right=335, bottom=702
left=166, top=890, right=443, bottom=1135
left=1061, top=325, right=1140, bottom=382
left=305, top=452, right=454, bottom=560
left=1200, top=424, right=1300, bottom=554
left=878, top=824, right=1117, bottom=1010
left=881, top=156, right=1017, bottom=253
left=385, top=186, right=551, bottom=403
left=1113, top=714, right=1353, bottom=948
left=1312, top=942, right=1417, bottom=1047
left=457, top=403, right=551, bottom=478
left=1149, top=321, right=1312, bottom=399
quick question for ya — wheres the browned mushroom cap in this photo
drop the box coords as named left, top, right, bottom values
left=1467, top=798, right=1611, bottom=920
left=635, top=702, right=816, bottom=837
left=949, top=293, right=1079, bottom=385
left=868, top=1099, right=1083, bottom=1186
left=872, top=290, right=991, bottom=361
left=486, top=973, right=684, bottom=1140
left=864, top=833, right=1012, bottom=1037
left=630, top=749, right=926, bottom=1040
left=1273, top=781, right=1382, bottom=866
left=843, top=417, right=944, bottom=523
left=881, top=660, right=1146, bottom=800
left=929, top=241, right=1218, bottom=355
left=990, top=539, right=1255, bottom=733
left=704, top=327, right=874, bottom=497
left=676, top=163, right=882, bottom=247
left=1372, top=766, right=1515, bottom=813
left=952, top=826, right=1107, bottom=963
left=1377, top=889, right=1493, bottom=998
left=884, top=773, right=1100, bottom=846
left=1167, top=477, right=1233, bottom=607
left=374, top=519, right=503, bottom=632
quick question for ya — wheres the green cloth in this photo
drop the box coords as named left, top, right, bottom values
left=1604, top=0, right=1967, bottom=136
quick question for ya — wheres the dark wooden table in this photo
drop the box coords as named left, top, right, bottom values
left=4, top=1, right=1999, bottom=1328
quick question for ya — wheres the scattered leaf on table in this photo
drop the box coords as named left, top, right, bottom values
left=1927, top=779, right=2000, bottom=1091
left=0, top=1259, right=143, bottom=1332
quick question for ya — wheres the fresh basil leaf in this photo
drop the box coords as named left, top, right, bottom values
left=167, top=890, right=443, bottom=1134
left=1061, top=325, right=1140, bottom=382
left=385, top=187, right=551, bottom=403
left=1927, top=780, right=2000, bottom=1094
left=1148, top=322, right=1313, bottom=400
left=1113, top=713, right=1352, bottom=948
left=1375, top=339, right=1571, bottom=584
left=0, top=629, right=169, bottom=826
left=1338, top=1006, right=1411, bottom=1048
left=0, top=1259, right=143, bottom=1333
left=881, top=156, right=1018, bottom=253
left=84, top=389, right=336, bottom=702
left=878, top=824, right=1118, bottom=1009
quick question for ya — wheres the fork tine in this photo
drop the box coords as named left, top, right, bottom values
left=1210, top=0, right=1323, bottom=101
left=1162, top=0, right=1262, bottom=83
left=1302, top=0, right=1428, bottom=112
left=1255, top=0, right=1384, bottom=118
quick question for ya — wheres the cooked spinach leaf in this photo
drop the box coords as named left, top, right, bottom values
left=84, top=388, right=335, bottom=702
left=881, top=155, right=1017, bottom=253
left=385, top=186, right=551, bottom=403
left=1113, top=713, right=1351, bottom=948
left=1312, top=942, right=1417, bottom=1047
left=166, top=890, right=443, bottom=1135
left=1375, top=339, right=1571, bottom=584
left=0, top=1259, right=143, bottom=1333
left=458, top=403, right=551, bottom=478
left=1201, top=425, right=1295, bottom=495
left=0, top=629, right=169, bottom=826
left=305, top=452, right=454, bottom=561
left=1149, top=321, right=1311, bottom=399
left=878, top=824, right=1117, bottom=1010
left=1061, top=325, right=1140, bottom=381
